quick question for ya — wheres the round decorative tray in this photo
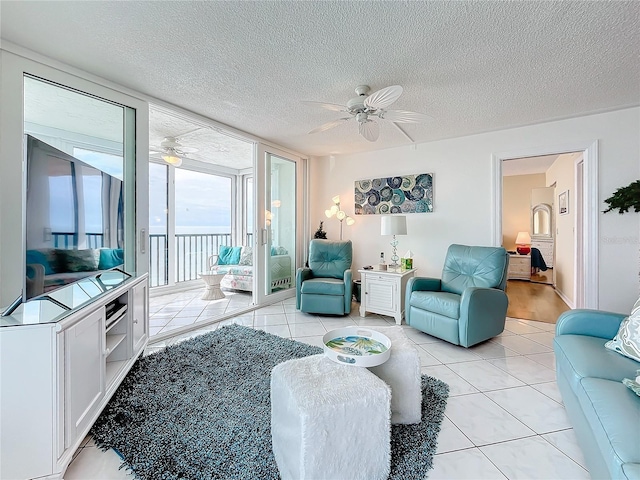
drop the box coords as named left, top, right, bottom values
left=322, top=327, right=391, bottom=367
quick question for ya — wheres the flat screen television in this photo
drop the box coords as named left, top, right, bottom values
left=23, top=135, right=125, bottom=302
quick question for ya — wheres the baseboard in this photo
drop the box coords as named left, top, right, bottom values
left=555, top=288, right=575, bottom=309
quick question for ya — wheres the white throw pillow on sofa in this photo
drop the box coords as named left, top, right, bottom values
left=605, top=296, right=640, bottom=363
left=239, top=246, right=253, bottom=266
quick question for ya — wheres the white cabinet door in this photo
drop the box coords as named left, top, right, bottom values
left=366, top=276, right=397, bottom=315
left=65, top=308, right=105, bottom=448
left=131, top=280, right=148, bottom=354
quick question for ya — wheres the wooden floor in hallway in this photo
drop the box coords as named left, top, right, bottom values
left=506, top=279, right=570, bottom=324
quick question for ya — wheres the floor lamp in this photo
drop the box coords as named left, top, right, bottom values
left=325, top=195, right=355, bottom=240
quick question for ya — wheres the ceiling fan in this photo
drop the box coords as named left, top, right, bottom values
left=150, top=137, right=198, bottom=167
left=303, top=85, right=430, bottom=142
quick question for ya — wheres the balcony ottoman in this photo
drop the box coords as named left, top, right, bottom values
left=271, top=354, right=391, bottom=480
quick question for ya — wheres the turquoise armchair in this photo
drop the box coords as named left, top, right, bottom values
left=296, top=240, right=353, bottom=315
left=405, top=244, right=509, bottom=347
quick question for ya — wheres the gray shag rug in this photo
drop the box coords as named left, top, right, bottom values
left=91, top=324, right=449, bottom=480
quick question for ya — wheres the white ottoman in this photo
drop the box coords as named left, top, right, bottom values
left=271, top=354, right=391, bottom=480
left=368, top=325, right=422, bottom=424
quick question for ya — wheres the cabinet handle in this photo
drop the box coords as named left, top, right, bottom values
left=104, top=348, right=111, bottom=356
left=133, top=319, right=138, bottom=324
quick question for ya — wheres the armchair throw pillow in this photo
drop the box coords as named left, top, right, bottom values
left=605, top=296, right=640, bottom=363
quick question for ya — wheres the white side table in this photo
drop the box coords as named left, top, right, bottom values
left=358, top=267, right=416, bottom=325
left=199, top=272, right=227, bottom=300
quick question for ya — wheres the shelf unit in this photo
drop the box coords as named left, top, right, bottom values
left=104, top=293, right=129, bottom=385
left=0, top=273, right=149, bottom=480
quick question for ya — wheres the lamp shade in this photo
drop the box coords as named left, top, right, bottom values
left=515, top=231, right=532, bottom=245
left=381, top=215, right=407, bottom=236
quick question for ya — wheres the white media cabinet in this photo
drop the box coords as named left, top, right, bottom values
left=0, top=272, right=149, bottom=480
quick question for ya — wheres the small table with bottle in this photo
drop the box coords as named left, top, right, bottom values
left=358, top=255, right=416, bottom=324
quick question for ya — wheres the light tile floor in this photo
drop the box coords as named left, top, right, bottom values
left=66, top=292, right=588, bottom=479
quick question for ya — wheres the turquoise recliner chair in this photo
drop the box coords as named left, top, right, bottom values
left=405, top=244, right=509, bottom=347
left=296, top=240, right=352, bottom=315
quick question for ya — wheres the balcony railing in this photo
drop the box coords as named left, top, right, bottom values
left=53, top=232, right=104, bottom=249
left=149, top=233, right=254, bottom=287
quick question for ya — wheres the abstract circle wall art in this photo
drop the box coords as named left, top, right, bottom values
left=354, top=173, right=433, bottom=215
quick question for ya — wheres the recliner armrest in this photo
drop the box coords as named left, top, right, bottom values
left=555, top=309, right=626, bottom=340
left=343, top=269, right=353, bottom=314
left=458, top=287, right=508, bottom=348
left=407, top=277, right=442, bottom=293
left=405, top=277, right=442, bottom=325
left=296, top=268, right=313, bottom=310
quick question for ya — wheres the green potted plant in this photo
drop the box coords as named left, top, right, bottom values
left=603, top=180, right=640, bottom=214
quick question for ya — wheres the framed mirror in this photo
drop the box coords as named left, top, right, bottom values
left=531, top=203, right=552, bottom=238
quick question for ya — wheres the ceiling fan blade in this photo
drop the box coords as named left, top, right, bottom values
left=302, top=101, right=348, bottom=112
left=359, top=120, right=379, bottom=142
left=176, top=146, right=198, bottom=153
left=364, top=85, right=403, bottom=110
left=379, top=109, right=432, bottom=123
left=308, top=118, right=351, bottom=134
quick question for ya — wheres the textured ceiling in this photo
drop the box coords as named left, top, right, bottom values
left=149, top=107, right=254, bottom=170
left=2, top=1, right=639, bottom=157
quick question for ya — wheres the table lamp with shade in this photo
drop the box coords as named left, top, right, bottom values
left=515, top=231, right=532, bottom=255
left=381, top=215, right=407, bottom=268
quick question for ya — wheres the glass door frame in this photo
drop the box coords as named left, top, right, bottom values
left=254, top=143, right=307, bottom=306
left=148, top=158, right=238, bottom=293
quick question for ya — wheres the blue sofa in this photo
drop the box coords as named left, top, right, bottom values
left=554, top=309, right=640, bottom=479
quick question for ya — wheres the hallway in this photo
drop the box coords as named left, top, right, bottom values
left=506, top=280, right=570, bottom=324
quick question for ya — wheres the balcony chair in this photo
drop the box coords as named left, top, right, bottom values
left=405, top=244, right=509, bottom=347
left=296, top=239, right=353, bottom=315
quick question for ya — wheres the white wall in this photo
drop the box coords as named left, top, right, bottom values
left=502, top=174, right=546, bottom=251
left=310, top=107, right=640, bottom=314
left=546, top=153, right=580, bottom=305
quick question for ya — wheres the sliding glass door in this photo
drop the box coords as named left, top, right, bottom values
left=255, top=146, right=305, bottom=305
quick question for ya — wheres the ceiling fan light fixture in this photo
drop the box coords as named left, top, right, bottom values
left=162, top=153, right=182, bottom=167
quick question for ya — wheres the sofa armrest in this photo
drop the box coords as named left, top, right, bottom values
left=555, top=309, right=627, bottom=340
left=296, top=268, right=313, bottom=309
left=207, top=255, right=219, bottom=270
left=458, top=287, right=508, bottom=347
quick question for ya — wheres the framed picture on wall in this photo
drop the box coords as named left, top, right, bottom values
left=558, top=190, right=569, bottom=215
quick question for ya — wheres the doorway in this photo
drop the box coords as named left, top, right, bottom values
left=493, top=142, right=599, bottom=315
